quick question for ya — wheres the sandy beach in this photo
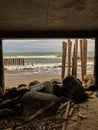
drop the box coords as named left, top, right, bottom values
left=4, top=64, right=94, bottom=89
left=4, top=70, right=62, bottom=89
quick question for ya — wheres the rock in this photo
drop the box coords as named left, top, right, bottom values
left=4, top=128, right=12, bottom=130
left=29, top=81, right=65, bottom=97
left=21, top=91, right=61, bottom=117
left=83, top=74, right=94, bottom=83
left=0, top=87, right=3, bottom=96
left=0, top=109, right=13, bottom=119
left=84, top=79, right=95, bottom=96
left=28, top=80, right=40, bottom=87
left=50, top=79, right=62, bottom=85
left=29, top=81, right=54, bottom=94
left=3, top=87, right=18, bottom=100
left=18, top=84, right=27, bottom=89
left=62, top=75, right=88, bottom=103
left=86, top=79, right=94, bottom=87
left=96, top=90, right=98, bottom=97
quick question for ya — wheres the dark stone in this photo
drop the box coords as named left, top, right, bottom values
left=0, top=109, right=13, bottom=119
left=84, top=85, right=96, bottom=91
left=21, top=91, right=61, bottom=117
left=18, top=84, right=27, bottom=89
left=62, top=75, right=88, bottom=103
left=3, top=87, right=18, bottom=99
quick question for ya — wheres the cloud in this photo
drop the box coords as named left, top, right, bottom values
left=3, top=39, right=95, bottom=52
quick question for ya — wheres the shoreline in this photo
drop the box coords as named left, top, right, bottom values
left=4, top=62, right=94, bottom=88
left=4, top=70, right=62, bottom=89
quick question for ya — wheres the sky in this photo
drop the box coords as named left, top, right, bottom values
left=3, top=39, right=95, bottom=52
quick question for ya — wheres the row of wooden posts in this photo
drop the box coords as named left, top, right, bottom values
left=61, top=39, right=87, bottom=80
left=3, top=58, right=24, bottom=66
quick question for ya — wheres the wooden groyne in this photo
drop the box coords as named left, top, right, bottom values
left=61, top=39, right=90, bottom=81
left=3, top=58, right=24, bottom=66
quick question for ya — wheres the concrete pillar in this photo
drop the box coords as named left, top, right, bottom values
left=95, top=38, right=98, bottom=90
left=0, top=39, right=4, bottom=90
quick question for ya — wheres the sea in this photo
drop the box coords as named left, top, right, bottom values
left=3, top=51, right=95, bottom=77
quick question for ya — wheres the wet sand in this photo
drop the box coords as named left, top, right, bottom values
left=4, top=70, right=61, bottom=89
left=4, top=67, right=94, bottom=89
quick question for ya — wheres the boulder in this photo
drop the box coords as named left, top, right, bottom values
left=21, top=91, right=61, bottom=117
left=62, top=75, right=88, bottom=103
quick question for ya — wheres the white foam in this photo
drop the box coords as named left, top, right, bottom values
left=4, top=55, right=61, bottom=59
left=4, top=63, right=62, bottom=70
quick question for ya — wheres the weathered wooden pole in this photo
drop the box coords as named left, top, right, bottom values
left=4, top=58, right=7, bottom=66
left=23, top=58, right=24, bottom=66
left=67, top=39, right=72, bottom=76
left=6, top=58, right=8, bottom=66
left=17, top=58, right=19, bottom=66
left=21, top=58, right=23, bottom=66
left=10, top=58, right=13, bottom=66
left=12, top=58, right=14, bottom=66
left=72, top=39, right=78, bottom=78
left=74, top=39, right=78, bottom=78
left=0, top=39, right=4, bottom=90
left=15, top=58, right=16, bottom=66
left=84, top=39, right=87, bottom=75
left=61, top=41, right=67, bottom=80
left=80, top=40, right=83, bottom=80
left=8, top=58, right=10, bottom=66
left=21, top=58, right=24, bottom=66
left=13, top=58, right=15, bottom=65
left=7, top=58, right=9, bottom=66
left=80, top=39, right=88, bottom=80
left=72, top=43, right=75, bottom=76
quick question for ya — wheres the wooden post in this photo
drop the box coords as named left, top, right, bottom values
left=7, top=58, right=9, bottom=66
left=23, top=59, right=24, bottom=66
left=72, top=43, right=75, bottom=76
left=12, top=58, right=14, bottom=66
left=80, top=39, right=88, bottom=80
left=17, top=58, right=19, bottom=66
left=72, top=39, right=78, bottom=78
left=22, top=58, right=24, bottom=66
left=67, top=39, right=72, bottom=76
left=0, top=39, right=4, bottom=90
left=10, top=58, right=13, bottom=66
left=74, top=39, right=78, bottom=77
left=19, top=58, right=20, bottom=66
left=18, top=58, right=20, bottom=66
left=84, top=39, right=87, bottom=75
left=8, top=58, right=10, bottom=66
left=80, top=40, right=83, bottom=80
left=5, top=58, right=7, bottom=66
left=21, top=58, right=24, bottom=66
left=14, top=58, right=17, bottom=66
left=19, top=58, right=21, bottom=66
left=61, top=41, right=67, bottom=80
left=13, top=58, right=15, bottom=65
left=80, top=39, right=85, bottom=80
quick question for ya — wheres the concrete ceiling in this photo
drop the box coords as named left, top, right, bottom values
left=0, top=0, right=98, bottom=31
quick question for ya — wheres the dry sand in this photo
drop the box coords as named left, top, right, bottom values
left=4, top=70, right=62, bottom=89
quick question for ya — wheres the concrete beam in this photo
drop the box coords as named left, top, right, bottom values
left=0, top=39, right=4, bottom=90
left=95, top=38, right=98, bottom=90
left=0, top=30, right=98, bottom=39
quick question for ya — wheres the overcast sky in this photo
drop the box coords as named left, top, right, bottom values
left=3, top=39, right=95, bottom=52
